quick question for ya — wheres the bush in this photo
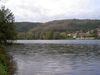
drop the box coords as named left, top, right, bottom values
left=0, top=47, right=16, bottom=75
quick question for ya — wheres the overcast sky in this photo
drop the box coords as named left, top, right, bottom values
left=0, top=0, right=100, bottom=22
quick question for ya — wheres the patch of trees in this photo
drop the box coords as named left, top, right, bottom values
left=17, top=30, right=99, bottom=40
left=0, top=6, right=17, bottom=44
left=17, top=31, right=70, bottom=39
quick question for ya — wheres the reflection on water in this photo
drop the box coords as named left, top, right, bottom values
left=7, top=44, right=100, bottom=75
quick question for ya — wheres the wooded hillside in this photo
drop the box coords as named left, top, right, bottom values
left=15, top=19, right=100, bottom=39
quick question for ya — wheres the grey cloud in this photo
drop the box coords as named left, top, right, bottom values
left=3, top=0, right=100, bottom=22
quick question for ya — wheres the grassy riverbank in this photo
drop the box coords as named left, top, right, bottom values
left=0, top=45, right=15, bottom=75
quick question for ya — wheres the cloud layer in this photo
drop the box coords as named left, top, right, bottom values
left=1, top=0, right=100, bottom=22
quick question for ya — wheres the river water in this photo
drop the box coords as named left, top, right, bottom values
left=7, top=40, right=100, bottom=75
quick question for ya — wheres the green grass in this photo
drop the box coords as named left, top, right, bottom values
left=0, top=64, right=8, bottom=75
left=0, top=47, right=8, bottom=75
left=0, top=44, right=16, bottom=75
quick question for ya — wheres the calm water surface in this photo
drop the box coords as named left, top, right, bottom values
left=15, top=40, right=100, bottom=45
left=7, top=40, right=100, bottom=75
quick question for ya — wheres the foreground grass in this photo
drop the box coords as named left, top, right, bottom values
left=0, top=45, right=15, bottom=75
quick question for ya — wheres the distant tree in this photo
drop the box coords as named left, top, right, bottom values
left=60, top=32, right=67, bottom=39
left=45, top=31, right=53, bottom=39
left=91, top=29, right=98, bottom=38
left=0, top=6, right=17, bottom=44
left=53, top=32, right=60, bottom=39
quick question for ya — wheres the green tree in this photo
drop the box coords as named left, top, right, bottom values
left=45, top=31, right=53, bottom=39
left=53, top=32, right=60, bottom=39
left=91, top=29, right=98, bottom=38
left=0, top=6, right=17, bottom=44
left=60, top=32, right=67, bottom=39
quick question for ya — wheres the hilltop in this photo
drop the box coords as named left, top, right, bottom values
left=15, top=22, right=41, bottom=32
left=15, top=19, right=100, bottom=32
left=31, top=19, right=100, bottom=32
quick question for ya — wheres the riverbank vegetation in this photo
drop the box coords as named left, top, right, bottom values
left=0, top=6, right=17, bottom=75
left=0, top=46, right=15, bottom=75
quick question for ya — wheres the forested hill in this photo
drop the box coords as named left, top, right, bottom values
left=16, top=19, right=100, bottom=39
left=15, top=22, right=41, bottom=32
left=30, top=19, right=100, bottom=32
left=15, top=19, right=100, bottom=32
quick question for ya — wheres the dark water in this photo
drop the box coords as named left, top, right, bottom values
left=7, top=40, right=100, bottom=75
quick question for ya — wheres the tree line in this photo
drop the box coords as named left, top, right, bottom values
left=17, top=29, right=99, bottom=39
